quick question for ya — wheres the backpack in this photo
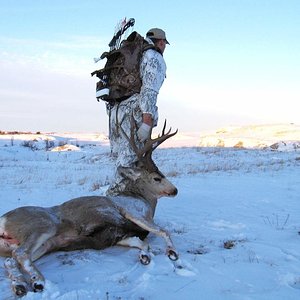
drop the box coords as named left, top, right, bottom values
left=91, top=31, right=156, bottom=103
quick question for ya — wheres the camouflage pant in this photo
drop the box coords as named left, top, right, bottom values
left=106, top=91, right=160, bottom=195
left=106, top=96, right=145, bottom=194
left=108, top=95, right=145, bottom=168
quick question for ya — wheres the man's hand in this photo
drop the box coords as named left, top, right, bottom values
left=137, top=123, right=152, bottom=142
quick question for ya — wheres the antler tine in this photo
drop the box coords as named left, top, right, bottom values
left=157, top=120, right=173, bottom=137
left=118, top=117, right=144, bottom=160
left=119, top=117, right=178, bottom=162
left=152, top=130, right=178, bottom=152
left=147, top=119, right=178, bottom=152
left=161, top=119, right=167, bottom=136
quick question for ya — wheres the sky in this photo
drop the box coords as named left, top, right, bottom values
left=0, top=0, right=299, bottom=134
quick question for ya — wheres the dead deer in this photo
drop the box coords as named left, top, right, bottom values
left=0, top=121, right=178, bottom=297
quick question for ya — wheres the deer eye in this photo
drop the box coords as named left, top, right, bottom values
left=153, top=177, right=162, bottom=182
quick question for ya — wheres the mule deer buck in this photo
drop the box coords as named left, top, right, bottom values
left=0, top=121, right=178, bottom=297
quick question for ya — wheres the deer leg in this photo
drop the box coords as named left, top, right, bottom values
left=11, top=231, right=56, bottom=293
left=117, top=236, right=151, bottom=265
left=30, top=235, right=63, bottom=262
left=121, top=211, right=179, bottom=261
left=12, top=247, right=45, bottom=292
left=4, top=257, right=28, bottom=297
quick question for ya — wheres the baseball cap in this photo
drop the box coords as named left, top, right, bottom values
left=146, top=28, right=170, bottom=44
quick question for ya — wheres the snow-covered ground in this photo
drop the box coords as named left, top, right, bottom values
left=0, top=125, right=300, bottom=299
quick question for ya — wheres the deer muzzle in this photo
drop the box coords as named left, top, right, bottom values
left=171, top=187, right=178, bottom=196
left=163, top=187, right=178, bottom=197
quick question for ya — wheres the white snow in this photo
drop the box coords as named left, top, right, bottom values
left=0, top=125, right=300, bottom=299
left=198, top=123, right=300, bottom=150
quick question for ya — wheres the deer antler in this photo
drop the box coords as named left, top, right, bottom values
left=119, top=116, right=178, bottom=170
left=147, top=119, right=178, bottom=153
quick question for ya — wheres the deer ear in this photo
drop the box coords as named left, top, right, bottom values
left=117, top=166, right=142, bottom=181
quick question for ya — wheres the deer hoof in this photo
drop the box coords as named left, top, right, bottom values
left=167, top=249, right=179, bottom=261
left=33, top=281, right=44, bottom=293
left=14, top=284, right=27, bottom=297
left=139, top=253, right=151, bottom=265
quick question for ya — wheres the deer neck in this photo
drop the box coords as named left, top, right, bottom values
left=116, top=180, right=158, bottom=215
left=124, top=190, right=157, bottom=213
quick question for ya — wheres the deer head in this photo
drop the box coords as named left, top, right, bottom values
left=115, top=118, right=178, bottom=201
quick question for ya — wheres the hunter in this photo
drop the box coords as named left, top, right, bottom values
left=107, top=28, right=169, bottom=194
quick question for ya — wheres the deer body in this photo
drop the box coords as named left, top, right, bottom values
left=0, top=121, right=178, bottom=296
left=1, top=194, right=160, bottom=257
left=1, top=185, right=177, bottom=296
left=1, top=196, right=150, bottom=256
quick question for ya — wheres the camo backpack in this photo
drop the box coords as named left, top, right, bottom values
left=91, top=31, right=156, bottom=103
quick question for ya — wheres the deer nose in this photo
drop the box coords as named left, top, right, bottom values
left=172, top=188, right=178, bottom=196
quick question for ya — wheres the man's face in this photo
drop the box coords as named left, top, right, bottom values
left=157, top=39, right=167, bottom=54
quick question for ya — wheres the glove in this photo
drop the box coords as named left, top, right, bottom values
left=137, top=123, right=152, bottom=142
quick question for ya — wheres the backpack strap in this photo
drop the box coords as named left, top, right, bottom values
left=142, top=43, right=162, bottom=55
